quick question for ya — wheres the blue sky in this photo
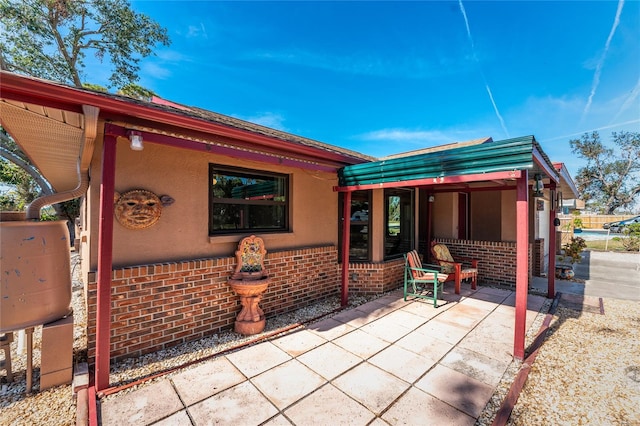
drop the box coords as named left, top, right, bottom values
left=118, top=1, right=640, bottom=177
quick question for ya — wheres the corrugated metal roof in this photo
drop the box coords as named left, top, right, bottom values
left=338, top=135, right=556, bottom=187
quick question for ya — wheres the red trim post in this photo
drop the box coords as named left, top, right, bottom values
left=514, top=169, right=529, bottom=360
left=548, top=183, right=557, bottom=298
left=341, top=191, right=352, bottom=307
left=95, top=134, right=117, bottom=391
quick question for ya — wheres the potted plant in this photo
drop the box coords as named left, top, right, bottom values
left=571, top=211, right=583, bottom=233
left=561, top=236, right=587, bottom=264
left=555, top=236, right=586, bottom=279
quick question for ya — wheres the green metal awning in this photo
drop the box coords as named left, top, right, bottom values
left=337, top=135, right=558, bottom=189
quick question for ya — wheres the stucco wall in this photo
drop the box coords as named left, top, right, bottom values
left=84, top=136, right=340, bottom=273
left=432, top=192, right=457, bottom=238
left=470, top=191, right=501, bottom=241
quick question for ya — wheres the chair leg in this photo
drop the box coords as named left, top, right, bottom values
left=455, top=275, right=461, bottom=294
left=471, top=274, right=477, bottom=290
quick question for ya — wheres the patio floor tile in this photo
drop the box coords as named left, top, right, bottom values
left=151, top=410, right=191, bottom=426
left=188, top=381, right=278, bottom=425
left=225, top=341, right=291, bottom=378
left=297, top=341, right=362, bottom=380
left=262, top=414, right=293, bottom=425
left=439, top=346, right=511, bottom=387
left=359, top=317, right=414, bottom=343
left=332, top=362, right=410, bottom=415
left=251, top=359, right=326, bottom=410
left=381, top=309, right=429, bottom=330
left=414, top=318, right=470, bottom=345
left=415, top=364, right=495, bottom=418
left=368, top=344, right=434, bottom=383
left=382, top=387, right=475, bottom=426
left=459, top=295, right=507, bottom=311
left=172, top=356, right=245, bottom=406
left=270, top=329, right=327, bottom=357
left=284, top=384, right=375, bottom=425
left=398, top=299, right=450, bottom=318
left=306, top=317, right=356, bottom=341
left=331, top=306, right=379, bottom=328
left=457, top=323, right=514, bottom=363
left=100, top=379, right=182, bottom=426
left=332, top=328, right=389, bottom=359
left=394, top=332, right=454, bottom=362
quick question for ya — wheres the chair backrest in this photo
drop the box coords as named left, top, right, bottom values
left=405, top=250, right=423, bottom=279
left=431, top=243, right=455, bottom=274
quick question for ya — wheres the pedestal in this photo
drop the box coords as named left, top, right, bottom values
left=228, top=277, right=270, bottom=336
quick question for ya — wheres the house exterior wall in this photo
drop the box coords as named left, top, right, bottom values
left=86, top=245, right=339, bottom=363
left=501, top=190, right=517, bottom=241
left=470, top=191, right=501, bottom=241
left=432, top=192, right=457, bottom=238
left=83, top=137, right=340, bottom=273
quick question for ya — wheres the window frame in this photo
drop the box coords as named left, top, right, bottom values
left=209, top=164, right=289, bottom=235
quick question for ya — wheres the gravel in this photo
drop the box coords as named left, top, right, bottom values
left=2, top=255, right=639, bottom=425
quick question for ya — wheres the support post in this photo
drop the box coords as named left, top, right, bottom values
left=514, top=170, right=529, bottom=360
left=95, top=134, right=117, bottom=391
left=548, top=183, right=557, bottom=298
left=340, top=191, right=352, bottom=307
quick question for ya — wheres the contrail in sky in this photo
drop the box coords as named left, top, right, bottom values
left=581, top=0, right=625, bottom=122
left=611, top=77, right=640, bottom=123
left=545, top=118, right=640, bottom=142
left=458, top=0, right=509, bottom=138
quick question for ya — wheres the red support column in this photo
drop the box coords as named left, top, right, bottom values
left=514, top=170, right=529, bottom=360
left=340, top=191, right=352, bottom=307
left=95, top=135, right=117, bottom=391
left=548, top=182, right=557, bottom=299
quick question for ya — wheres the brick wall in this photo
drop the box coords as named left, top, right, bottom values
left=532, top=239, right=544, bottom=277
left=347, top=258, right=405, bottom=295
left=432, top=239, right=532, bottom=287
left=87, top=245, right=340, bottom=364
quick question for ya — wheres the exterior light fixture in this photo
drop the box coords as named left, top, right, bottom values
left=128, top=131, right=144, bottom=151
left=428, top=195, right=435, bottom=202
left=533, top=174, right=544, bottom=197
left=554, top=217, right=561, bottom=227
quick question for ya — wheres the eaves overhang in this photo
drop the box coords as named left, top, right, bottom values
left=336, top=135, right=560, bottom=191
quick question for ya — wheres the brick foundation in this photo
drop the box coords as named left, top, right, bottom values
left=347, top=258, right=405, bottom=295
left=87, top=245, right=340, bottom=364
left=432, top=239, right=532, bottom=287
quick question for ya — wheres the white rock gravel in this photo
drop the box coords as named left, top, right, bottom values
left=507, top=298, right=640, bottom=426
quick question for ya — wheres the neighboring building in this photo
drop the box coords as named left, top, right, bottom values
left=0, top=71, right=578, bottom=391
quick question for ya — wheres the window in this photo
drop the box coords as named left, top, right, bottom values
left=209, top=165, right=288, bottom=234
left=339, top=191, right=371, bottom=261
left=384, top=188, right=414, bottom=259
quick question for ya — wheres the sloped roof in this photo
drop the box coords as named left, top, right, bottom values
left=338, top=135, right=562, bottom=189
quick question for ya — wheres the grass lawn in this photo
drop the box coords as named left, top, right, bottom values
left=586, top=238, right=627, bottom=251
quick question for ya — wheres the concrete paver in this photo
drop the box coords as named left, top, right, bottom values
left=187, top=381, right=278, bottom=425
left=99, top=285, right=551, bottom=425
left=100, top=380, right=182, bottom=425
left=225, top=341, right=290, bottom=378
left=285, top=384, right=375, bottom=425
left=415, top=364, right=494, bottom=418
left=332, top=362, right=410, bottom=415
left=382, top=387, right=476, bottom=426
left=172, top=356, right=245, bottom=406
left=251, top=359, right=325, bottom=410
left=297, top=341, right=361, bottom=380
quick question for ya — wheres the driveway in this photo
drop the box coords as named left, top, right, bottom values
left=531, top=250, right=640, bottom=301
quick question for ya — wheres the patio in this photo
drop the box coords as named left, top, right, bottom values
left=98, top=285, right=547, bottom=425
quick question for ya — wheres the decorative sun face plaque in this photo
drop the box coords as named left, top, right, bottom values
left=114, top=189, right=173, bottom=230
